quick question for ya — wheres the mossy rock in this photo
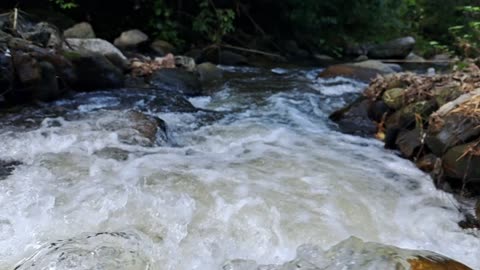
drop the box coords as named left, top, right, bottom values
left=442, top=142, right=480, bottom=184
left=382, top=87, right=405, bottom=110
left=432, top=85, right=463, bottom=107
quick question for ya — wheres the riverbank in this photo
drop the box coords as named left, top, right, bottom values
left=330, top=59, right=480, bottom=228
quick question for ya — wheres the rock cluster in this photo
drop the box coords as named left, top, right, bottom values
left=332, top=63, right=480, bottom=196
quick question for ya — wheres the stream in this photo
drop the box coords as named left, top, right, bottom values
left=0, top=66, right=478, bottom=269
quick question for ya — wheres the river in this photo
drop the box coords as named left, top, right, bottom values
left=0, top=66, right=478, bottom=269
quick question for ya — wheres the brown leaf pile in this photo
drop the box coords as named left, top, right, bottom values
left=364, top=63, right=480, bottom=106
left=130, top=53, right=176, bottom=77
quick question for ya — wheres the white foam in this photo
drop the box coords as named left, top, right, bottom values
left=0, top=68, right=478, bottom=270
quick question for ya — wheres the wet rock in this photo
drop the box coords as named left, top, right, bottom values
left=196, top=62, right=222, bottom=83
left=126, top=110, right=165, bottom=144
left=442, top=143, right=480, bottom=184
left=150, top=39, right=175, bottom=55
left=142, top=89, right=197, bottom=113
left=149, top=68, right=202, bottom=96
left=270, top=237, right=472, bottom=270
left=114, top=29, right=148, bottom=49
left=329, top=97, right=377, bottom=137
left=13, top=231, right=151, bottom=270
left=94, top=147, right=130, bottom=161
left=367, top=36, right=416, bottom=59
left=64, top=38, right=126, bottom=61
left=0, top=160, right=22, bottom=180
left=319, top=60, right=396, bottom=82
left=408, top=257, right=472, bottom=270
left=65, top=51, right=124, bottom=90
left=416, top=153, right=438, bottom=172
left=63, top=22, right=95, bottom=39
left=395, top=128, right=422, bottom=158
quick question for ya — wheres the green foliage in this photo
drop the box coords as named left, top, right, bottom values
left=49, top=0, right=77, bottom=9
left=449, top=5, right=480, bottom=57
left=192, top=0, right=235, bottom=44
left=150, top=0, right=184, bottom=48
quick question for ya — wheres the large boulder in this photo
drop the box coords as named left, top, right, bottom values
left=63, top=22, right=96, bottom=39
left=149, top=68, right=202, bottom=96
left=7, top=52, right=63, bottom=102
left=64, top=38, right=126, bottom=60
left=23, top=22, right=63, bottom=49
left=114, top=29, right=148, bottom=49
left=367, top=36, right=416, bottom=59
left=64, top=51, right=124, bottom=90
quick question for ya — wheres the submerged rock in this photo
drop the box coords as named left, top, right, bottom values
left=0, top=160, right=22, bottom=180
left=329, top=97, right=377, bottom=137
left=226, top=237, right=472, bottom=270
left=149, top=68, right=202, bottom=96
left=14, top=231, right=152, bottom=270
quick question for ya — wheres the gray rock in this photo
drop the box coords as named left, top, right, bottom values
left=351, top=60, right=398, bottom=73
left=24, top=22, right=62, bottom=49
left=12, top=51, right=41, bottom=85
left=64, top=38, right=126, bottom=60
left=65, top=51, right=124, bottom=90
left=175, top=55, right=196, bottom=71
left=64, top=22, right=95, bottom=39
left=149, top=68, right=202, bottom=96
left=368, top=36, right=416, bottom=59
left=150, top=40, right=175, bottom=55
left=406, top=52, right=425, bottom=62
left=196, top=62, right=222, bottom=82
left=114, top=29, right=148, bottom=48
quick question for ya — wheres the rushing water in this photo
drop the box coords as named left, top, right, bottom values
left=0, top=66, right=478, bottom=269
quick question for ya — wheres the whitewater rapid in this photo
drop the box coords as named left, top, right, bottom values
left=0, top=67, right=478, bottom=269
